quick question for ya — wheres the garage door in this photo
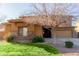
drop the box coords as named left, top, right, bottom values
left=56, top=31, right=72, bottom=38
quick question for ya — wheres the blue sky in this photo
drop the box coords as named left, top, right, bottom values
left=0, top=3, right=33, bottom=23
left=0, top=3, right=79, bottom=24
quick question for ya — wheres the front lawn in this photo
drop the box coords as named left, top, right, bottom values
left=0, top=43, right=61, bottom=56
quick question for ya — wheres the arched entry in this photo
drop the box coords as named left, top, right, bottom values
left=43, top=27, right=51, bottom=38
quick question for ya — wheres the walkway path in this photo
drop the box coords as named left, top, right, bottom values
left=45, top=38, right=79, bottom=56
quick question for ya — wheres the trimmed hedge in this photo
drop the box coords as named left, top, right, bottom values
left=32, top=36, right=44, bottom=43
left=65, top=41, right=73, bottom=48
left=7, top=35, right=14, bottom=42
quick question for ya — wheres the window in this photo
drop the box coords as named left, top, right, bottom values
left=18, top=27, right=28, bottom=36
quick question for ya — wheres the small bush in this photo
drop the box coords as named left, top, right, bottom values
left=65, top=41, right=73, bottom=48
left=32, top=36, right=44, bottom=43
left=7, top=35, right=14, bottom=42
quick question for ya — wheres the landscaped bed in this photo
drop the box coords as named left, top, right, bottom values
left=0, top=43, right=61, bottom=56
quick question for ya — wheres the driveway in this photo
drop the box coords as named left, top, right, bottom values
left=45, top=38, right=79, bottom=56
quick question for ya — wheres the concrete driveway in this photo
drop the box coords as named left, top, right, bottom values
left=45, top=38, right=79, bottom=56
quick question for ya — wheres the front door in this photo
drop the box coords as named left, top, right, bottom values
left=43, top=27, right=51, bottom=38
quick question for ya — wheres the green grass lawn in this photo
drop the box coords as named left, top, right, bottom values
left=0, top=43, right=61, bottom=56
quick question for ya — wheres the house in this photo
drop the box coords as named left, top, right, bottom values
left=74, top=20, right=79, bottom=38
left=0, top=15, right=75, bottom=42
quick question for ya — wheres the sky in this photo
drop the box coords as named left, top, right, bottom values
left=0, top=3, right=33, bottom=23
left=0, top=3, right=79, bottom=25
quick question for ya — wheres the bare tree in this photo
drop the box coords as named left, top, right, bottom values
left=22, top=3, right=73, bottom=27
left=21, top=3, right=76, bottom=43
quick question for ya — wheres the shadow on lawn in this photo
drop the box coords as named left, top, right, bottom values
left=12, top=42, right=60, bottom=54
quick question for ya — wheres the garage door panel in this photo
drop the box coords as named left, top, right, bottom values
left=56, top=31, right=72, bottom=38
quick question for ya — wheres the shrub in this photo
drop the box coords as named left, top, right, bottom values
left=65, top=41, right=73, bottom=48
left=32, top=36, right=44, bottom=43
left=7, top=35, right=14, bottom=42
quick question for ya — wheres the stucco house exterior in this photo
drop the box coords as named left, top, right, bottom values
left=0, top=15, right=76, bottom=42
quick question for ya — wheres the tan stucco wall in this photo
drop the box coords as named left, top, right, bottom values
left=7, top=22, right=35, bottom=36
left=3, top=24, right=12, bottom=39
left=0, top=23, right=12, bottom=40
left=0, top=21, right=74, bottom=40
left=4, top=24, right=73, bottom=39
left=34, top=25, right=43, bottom=36
left=2, top=22, right=43, bottom=39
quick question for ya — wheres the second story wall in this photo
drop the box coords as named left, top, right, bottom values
left=52, top=15, right=72, bottom=27
left=20, top=15, right=73, bottom=27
